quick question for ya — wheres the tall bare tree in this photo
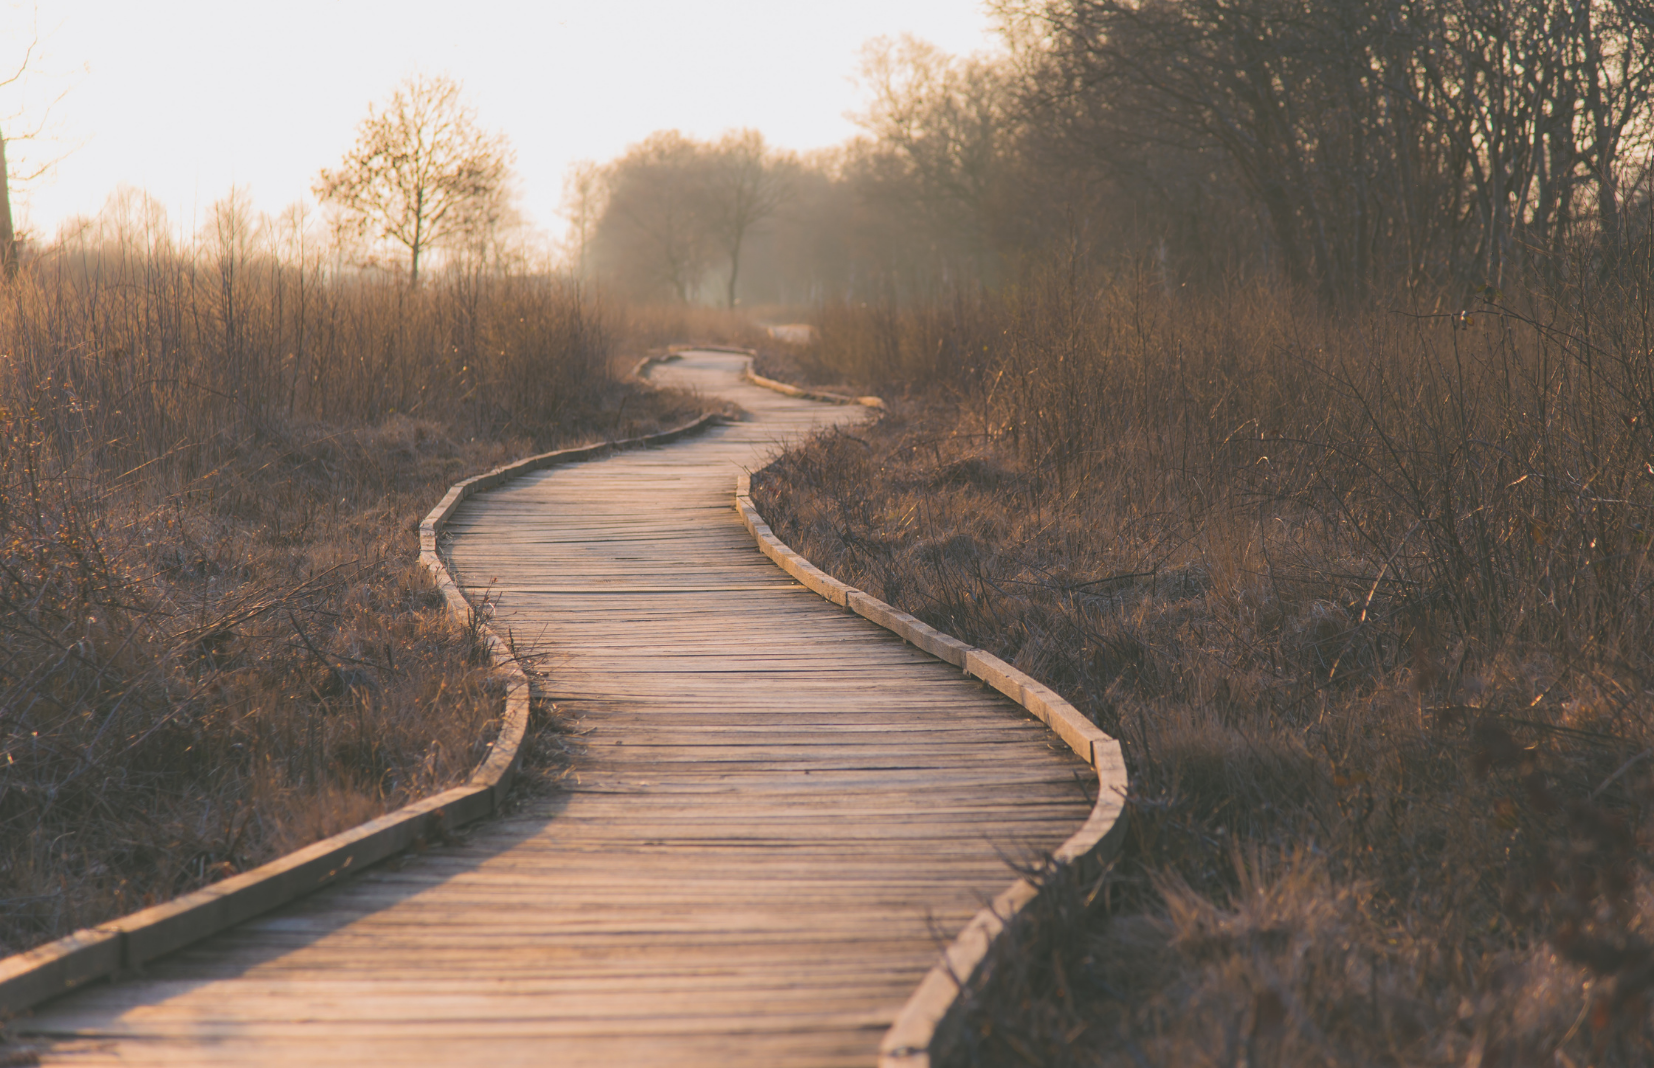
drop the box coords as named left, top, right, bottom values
left=315, top=74, right=512, bottom=287
left=559, top=159, right=606, bottom=278
left=0, top=26, right=57, bottom=282
left=858, top=40, right=1008, bottom=223
left=596, top=132, right=715, bottom=302
left=0, top=126, right=17, bottom=281
left=852, top=36, right=1027, bottom=287
left=1003, top=0, right=1654, bottom=295
left=704, top=130, right=789, bottom=308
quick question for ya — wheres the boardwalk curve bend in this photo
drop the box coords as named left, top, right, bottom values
left=14, top=351, right=1120, bottom=1067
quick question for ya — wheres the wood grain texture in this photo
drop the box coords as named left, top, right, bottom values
left=13, top=352, right=1097, bottom=1067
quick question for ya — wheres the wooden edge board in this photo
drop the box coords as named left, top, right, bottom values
left=847, top=592, right=970, bottom=669
left=739, top=363, right=886, bottom=410
left=630, top=352, right=684, bottom=380
left=0, top=412, right=721, bottom=1019
left=733, top=496, right=854, bottom=607
left=732, top=482, right=1128, bottom=1068
left=669, top=343, right=756, bottom=356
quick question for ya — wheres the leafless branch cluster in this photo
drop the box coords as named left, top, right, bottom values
left=580, top=4, right=1654, bottom=305
left=588, top=129, right=790, bottom=307
left=315, top=74, right=515, bottom=287
left=1002, top=0, right=1654, bottom=297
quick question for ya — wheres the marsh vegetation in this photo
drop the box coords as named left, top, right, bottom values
left=754, top=264, right=1654, bottom=1064
left=0, top=191, right=709, bottom=956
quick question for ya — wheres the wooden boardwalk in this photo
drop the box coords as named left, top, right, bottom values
left=16, top=352, right=1096, bottom=1067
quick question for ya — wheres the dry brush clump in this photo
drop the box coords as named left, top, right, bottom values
left=0, top=222, right=706, bottom=957
left=0, top=408, right=507, bottom=950
left=752, top=264, right=1654, bottom=1064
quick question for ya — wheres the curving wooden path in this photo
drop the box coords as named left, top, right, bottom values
left=15, top=351, right=1096, bottom=1067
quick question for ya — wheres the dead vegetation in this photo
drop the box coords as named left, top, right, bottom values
left=0, top=224, right=707, bottom=957
left=752, top=262, right=1654, bottom=1065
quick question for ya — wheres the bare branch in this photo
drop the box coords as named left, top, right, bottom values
left=313, top=74, right=514, bottom=286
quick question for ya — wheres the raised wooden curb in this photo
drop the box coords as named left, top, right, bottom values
left=630, top=352, right=683, bottom=380
left=668, top=343, right=755, bottom=357
left=656, top=344, right=884, bottom=409
left=741, top=366, right=886, bottom=409
left=0, top=413, right=720, bottom=1020
left=733, top=469, right=1128, bottom=1068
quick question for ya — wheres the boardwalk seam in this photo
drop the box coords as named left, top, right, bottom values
left=731, top=461, right=1128, bottom=1068
left=0, top=412, right=720, bottom=1019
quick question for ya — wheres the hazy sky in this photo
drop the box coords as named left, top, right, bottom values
left=1, top=1, right=999, bottom=246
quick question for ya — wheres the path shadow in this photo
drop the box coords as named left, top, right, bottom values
left=14, top=787, right=572, bottom=1039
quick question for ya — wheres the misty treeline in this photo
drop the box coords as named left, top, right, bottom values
left=17, top=72, right=604, bottom=459
left=587, top=0, right=1654, bottom=304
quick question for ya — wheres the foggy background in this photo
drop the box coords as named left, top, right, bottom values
left=0, top=0, right=997, bottom=242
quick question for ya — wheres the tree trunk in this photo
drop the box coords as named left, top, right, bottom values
left=0, top=127, right=17, bottom=281
left=1581, top=11, right=1624, bottom=270
left=410, top=188, right=424, bottom=288
left=725, top=235, right=742, bottom=309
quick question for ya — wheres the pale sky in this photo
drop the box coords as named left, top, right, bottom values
left=0, top=0, right=1000, bottom=247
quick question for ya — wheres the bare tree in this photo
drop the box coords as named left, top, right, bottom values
left=0, top=30, right=34, bottom=281
left=1001, top=0, right=1654, bottom=294
left=0, top=124, right=17, bottom=280
left=597, top=131, right=715, bottom=302
left=315, top=74, right=512, bottom=287
left=200, top=187, right=265, bottom=402
left=704, top=130, right=789, bottom=308
left=0, top=20, right=67, bottom=282
left=857, top=38, right=1009, bottom=222
left=559, top=159, right=606, bottom=278
left=854, top=36, right=1019, bottom=285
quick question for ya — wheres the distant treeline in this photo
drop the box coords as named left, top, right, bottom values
left=583, top=0, right=1654, bottom=303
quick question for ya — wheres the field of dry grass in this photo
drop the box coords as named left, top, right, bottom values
left=0, top=231, right=713, bottom=958
left=752, top=263, right=1654, bottom=1065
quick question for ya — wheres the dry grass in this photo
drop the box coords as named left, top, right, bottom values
left=0, top=227, right=709, bottom=957
left=751, top=262, right=1654, bottom=1064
